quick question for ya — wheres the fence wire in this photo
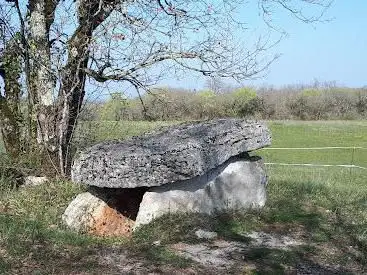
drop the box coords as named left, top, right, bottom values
left=262, top=146, right=367, bottom=170
left=259, top=146, right=366, bottom=187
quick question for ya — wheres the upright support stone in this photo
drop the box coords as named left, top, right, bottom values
left=134, top=156, right=267, bottom=228
left=62, top=192, right=135, bottom=236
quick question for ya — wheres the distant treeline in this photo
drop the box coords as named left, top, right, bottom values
left=81, top=85, right=367, bottom=121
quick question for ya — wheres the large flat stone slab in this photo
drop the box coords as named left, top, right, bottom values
left=134, top=156, right=267, bottom=228
left=72, top=119, right=271, bottom=188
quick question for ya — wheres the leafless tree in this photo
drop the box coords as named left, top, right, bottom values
left=205, top=77, right=231, bottom=94
left=0, top=0, right=333, bottom=176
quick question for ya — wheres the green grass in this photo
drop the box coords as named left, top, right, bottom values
left=0, top=180, right=86, bottom=225
left=0, top=181, right=114, bottom=274
left=254, top=121, right=366, bottom=272
left=259, top=120, right=367, bottom=167
left=0, top=120, right=366, bottom=273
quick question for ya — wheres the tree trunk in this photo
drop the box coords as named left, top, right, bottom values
left=56, top=25, right=93, bottom=176
left=28, top=0, right=57, bottom=152
left=56, top=56, right=88, bottom=176
left=0, top=37, right=23, bottom=159
left=0, top=97, right=21, bottom=159
left=23, top=0, right=116, bottom=176
left=56, top=0, right=116, bottom=176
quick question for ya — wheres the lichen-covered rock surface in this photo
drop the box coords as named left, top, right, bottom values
left=72, top=119, right=271, bottom=188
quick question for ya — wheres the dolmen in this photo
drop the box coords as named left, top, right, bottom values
left=62, top=119, right=271, bottom=236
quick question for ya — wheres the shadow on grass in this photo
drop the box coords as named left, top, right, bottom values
left=242, top=246, right=355, bottom=275
left=133, top=212, right=255, bottom=246
left=0, top=214, right=196, bottom=274
left=1, top=174, right=365, bottom=274
left=141, top=246, right=193, bottom=269
left=253, top=178, right=366, bottom=273
left=133, top=177, right=366, bottom=273
left=0, top=214, right=116, bottom=274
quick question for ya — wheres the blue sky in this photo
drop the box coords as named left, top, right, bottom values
left=159, top=1, right=367, bottom=89
left=253, top=0, right=367, bottom=88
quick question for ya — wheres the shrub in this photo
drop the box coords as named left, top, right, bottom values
left=92, top=85, right=367, bottom=121
left=99, top=93, right=129, bottom=121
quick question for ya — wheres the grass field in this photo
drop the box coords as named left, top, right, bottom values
left=260, top=120, right=367, bottom=167
left=0, top=120, right=366, bottom=273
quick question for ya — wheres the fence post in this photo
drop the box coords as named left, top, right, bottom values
left=349, top=147, right=356, bottom=184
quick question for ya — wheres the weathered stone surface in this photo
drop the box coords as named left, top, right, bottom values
left=134, top=156, right=267, bottom=228
left=62, top=192, right=134, bottom=236
left=195, top=229, right=218, bottom=240
left=72, top=119, right=271, bottom=188
left=23, top=176, right=48, bottom=187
